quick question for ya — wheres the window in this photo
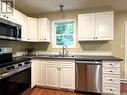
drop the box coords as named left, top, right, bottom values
left=52, top=19, right=76, bottom=48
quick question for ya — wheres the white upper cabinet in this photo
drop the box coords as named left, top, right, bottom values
left=14, top=9, right=28, bottom=41
left=0, top=1, right=15, bottom=22
left=38, top=18, right=50, bottom=42
left=27, top=17, right=38, bottom=41
left=78, top=13, right=95, bottom=41
left=95, top=12, right=114, bottom=40
left=78, top=11, right=114, bottom=41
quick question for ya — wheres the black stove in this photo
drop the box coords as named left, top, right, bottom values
left=0, top=48, right=31, bottom=95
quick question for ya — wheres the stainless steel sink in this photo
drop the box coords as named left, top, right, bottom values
left=49, top=55, right=75, bottom=58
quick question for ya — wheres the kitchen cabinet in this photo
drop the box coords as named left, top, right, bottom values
left=102, top=61, right=120, bottom=94
left=31, top=60, right=36, bottom=88
left=27, top=17, right=38, bottom=41
left=38, top=18, right=50, bottom=42
left=46, top=59, right=75, bottom=89
left=35, top=60, right=46, bottom=86
left=60, top=66, right=75, bottom=89
left=45, top=60, right=59, bottom=87
left=0, top=1, right=15, bottom=22
left=14, top=9, right=28, bottom=41
left=78, top=11, right=114, bottom=41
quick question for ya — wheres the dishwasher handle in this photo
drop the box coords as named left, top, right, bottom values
left=76, top=60, right=102, bottom=65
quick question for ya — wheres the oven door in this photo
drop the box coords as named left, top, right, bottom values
left=0, top=67, right=31, bottom=95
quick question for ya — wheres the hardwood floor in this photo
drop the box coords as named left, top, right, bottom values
left=22, top=83, right=127, bottom=95
left=121, top=83, right=127, bottom=94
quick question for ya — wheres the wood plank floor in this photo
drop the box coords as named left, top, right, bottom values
left=22, top=83, right=127, bottom=95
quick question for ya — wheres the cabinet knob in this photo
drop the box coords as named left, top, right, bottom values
left=96, top=37, right=97, bottom=39
left=3, top=15, right=6, bottom=17
left=110, top=89, right=112, bottom=91
left=109, top=79, right=113, bottom=81
left=6, top=16, right=8, bottom=19
left=93, top=37, right=95, bottom=39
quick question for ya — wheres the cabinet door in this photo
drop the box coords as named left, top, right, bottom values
left=14, top=10, right=28, bottom=41
left=38, top=18, right=50, bottom=42
left=60, top=66, right=75, bottom=89
left=46, top=65, right=59, bottom=87
left=31, top=60, right=36, bottom=88
left=36, top=60, right=46, bottom=86
left=95, top=12, right=114, bottom=40
left=27, top=17, right=38, bottom=41
left=78, top=13, right=95, bottom=41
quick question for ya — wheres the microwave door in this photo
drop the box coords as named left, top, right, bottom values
left=0, top=23, right=16, bottom=39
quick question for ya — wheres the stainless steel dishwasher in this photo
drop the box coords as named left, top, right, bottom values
left=75, top=60, right=102, bottom=94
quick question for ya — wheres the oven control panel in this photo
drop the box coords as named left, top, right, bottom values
left=0, top=60, right=31, bottom=79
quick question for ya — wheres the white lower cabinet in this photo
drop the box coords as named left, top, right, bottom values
left=31, top=59, right=75, bottom=90
left=31, top=60, right=36, bottom=88
left=60, top=66, right=75, bottom=89
left=102, top=61, right=120, bottom=95
left=35, top=60, right=46, bottom=86
left=46, top=65, right=59, bottom=87
left=31, top=59, right=46, bottom=87
left=46, top=59, right=75, bottom=90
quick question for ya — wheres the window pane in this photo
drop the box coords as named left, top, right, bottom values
left=56, top=35, right=73, bottom=46
left=55, top=21, right=74, bottom=34
left=56, top=36, right=64, bottom=45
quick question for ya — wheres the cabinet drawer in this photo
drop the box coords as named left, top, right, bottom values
left=103, top=84, right=120, bottom=94
left=60, top=60, right=75, bottom=66
left=46, top=60, right=59, bottom=65
left=103, top=62, right=119, bottom=68
left=103, top=68, right=120, bottom=74
left=103, top=75, right=120, bottom=84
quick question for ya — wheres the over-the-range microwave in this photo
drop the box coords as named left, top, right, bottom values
left=0, top=18, right=21, bottom=40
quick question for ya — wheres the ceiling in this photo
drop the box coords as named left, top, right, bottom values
left=15, top=0, right=127, bottom=15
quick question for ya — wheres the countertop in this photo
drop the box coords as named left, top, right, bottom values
left=17, top=55, right=123, bottom=61
left=0, top=55, right=122, bottom=68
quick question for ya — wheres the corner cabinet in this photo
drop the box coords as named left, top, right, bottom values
left=31, top=59, right=46, bottom=87
left=27, top=17, right=38, bottom=42
left=102, top=61, right=120, bottom=95
left=78, top=11, right=114, bottom=41
left=38, top=18, right=50, bottom=42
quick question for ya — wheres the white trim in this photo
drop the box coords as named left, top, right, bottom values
left=125, top=21, right=127, bottom=80
left=52, top=19, right=76, bottom=48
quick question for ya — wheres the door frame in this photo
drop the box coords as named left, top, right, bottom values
left=125, top=21, right=127, bottom=80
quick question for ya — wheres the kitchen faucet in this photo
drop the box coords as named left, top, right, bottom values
left=61, top=45, right=69, bottom=56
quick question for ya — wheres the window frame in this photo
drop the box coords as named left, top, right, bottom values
left=52, top=19, right=76, bottom=48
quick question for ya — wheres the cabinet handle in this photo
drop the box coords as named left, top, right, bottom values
left=93, top=37, right=95, bottom=39
left=109, top=79, right=113, bottom=81
left=59, top=68, right=61, bottom=71
left=3, top=15, right=6, bottom=17
left=57, top=67, right=59, bottom=71
left=110, top=71, right=112, bottom=72
left=96, top=37, right=97, bottom=39
left=110, top=89, right=113, bottom=91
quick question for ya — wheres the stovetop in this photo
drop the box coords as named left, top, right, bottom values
left=0, top=57, right=31, bottom=68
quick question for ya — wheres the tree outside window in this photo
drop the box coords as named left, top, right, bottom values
left=52, top=19, right=76, bottom=48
